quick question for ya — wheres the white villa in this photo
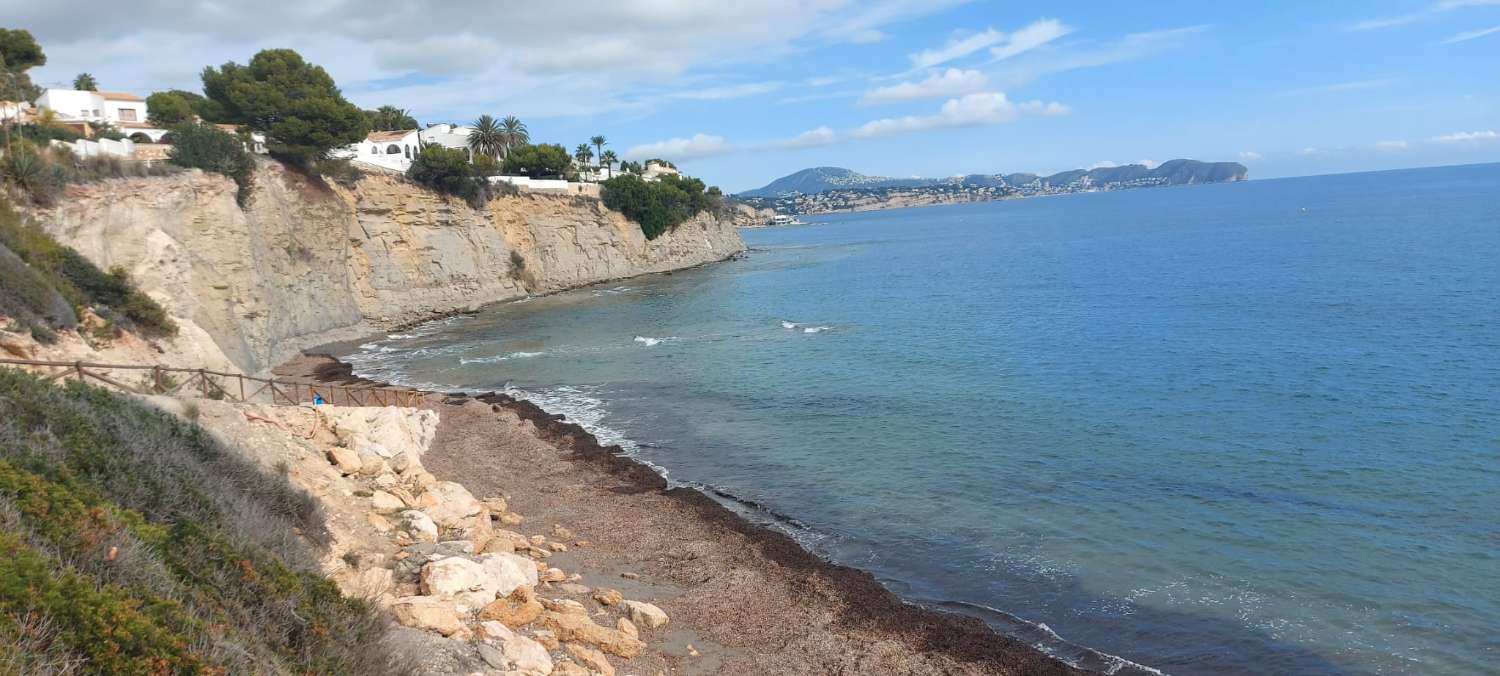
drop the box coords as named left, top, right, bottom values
left=34, top=88, right=168, bottom=142
left=643, top=160, right=679, bottom=181
left=333, top=123, right=475, bottom=173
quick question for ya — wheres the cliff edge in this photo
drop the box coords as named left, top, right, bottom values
left=34, top=161, right=745, bottom=374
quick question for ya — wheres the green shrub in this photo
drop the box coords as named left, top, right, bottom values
left=0, top=369, right=415, bottom=675
left=509, top=250, right=526, bottom=280
left=600, top=173, right=721, bottom=240
left=201, top=49, right=369, bottom=165
left=407, top=144, right=483, bottom=204
left=166, top=122, right=255, bottom=206
left=0, top=196, right=176, bottom=337
left=500, top=143, right=572, bottom=179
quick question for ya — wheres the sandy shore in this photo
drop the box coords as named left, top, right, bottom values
left=278, top=354, right=1086, bottom=675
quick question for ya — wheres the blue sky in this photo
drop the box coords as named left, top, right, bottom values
left=12, top=1, right=1500, bottom=191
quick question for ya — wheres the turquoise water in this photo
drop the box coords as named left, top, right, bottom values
left=344, top=163, right=1500, bottom=675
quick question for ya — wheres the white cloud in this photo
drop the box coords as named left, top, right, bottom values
left=990, top=18, right=1074, bottom=60
left=1442, top=24, right=1500, bottom=43
left=773, top=126, right=839, bottom=148
left=989, top=25, right=1208, bottom=87
left=1088, top=160, right=1117, bottom=169
left=1349, top=0, right=1500, bottom=31
left=667, top=82, right=784, bottom=100
left=1431, top=130, right=1499, bottom=142
left=1276, top=78, right=1398, bottom=96
left=910, top=28, right=1006, bottom=68
left=1239, top=151, right=1263, bottom=161
left=1374, top=140, right=1409, bottom=151
left=860, top=68, right=988, bottom=104
left=907, top=18, right=1071, bottom=69
left=821, top=0, right=971, bottom=44
left=1137, top=159, right=1159, bottom=169
left=623, top=133, right=733, bottom=161
left=852, top=92, right=1068, bottom=138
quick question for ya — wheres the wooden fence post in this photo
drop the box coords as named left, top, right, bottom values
left=153, top=366, right=163, bottom=393
left=74, top=361, right=84, bottom=382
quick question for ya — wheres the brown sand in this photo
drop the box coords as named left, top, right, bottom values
left=278, top=354, right=1084, bottom=675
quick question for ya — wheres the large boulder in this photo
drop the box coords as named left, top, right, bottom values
left=418, top=481, right=482, bottom=527
left=419, top=557, right=488, bottom=597
left=565, top=643, right=614, bottom=676
left=502, top=634, right=554, bottom=676
left=479, top=552, right=539, bottom=596
left=621, top=600, right=669, bottom=629
left=399, top=510, right=439, bottom=543
left=540, top=611, right=644, bottom=658
left=389, top=596, right=464, bottom=636
left=479, top=586, right=544, bottom=627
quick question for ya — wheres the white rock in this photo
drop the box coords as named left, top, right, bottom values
left=622, top=600, right=669, bottom=629
left=370, top=490, right=405, bottom=512
left=419, top=481, right=482, bottom=526
left=389, top=595, right=464, bottom=636
left=503, top=634, right=554, bottom=676
left=400, top=510, right=438, bottom=543
left=479, top=552, right=541, bottom=597
left=476, top=620, right=516, bottom=642
left=420, top=557, right=488, bottom=596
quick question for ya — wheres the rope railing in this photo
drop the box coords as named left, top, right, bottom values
left=0, top=357, right=433, bottom=408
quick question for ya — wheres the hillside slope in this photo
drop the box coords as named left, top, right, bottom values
left=33, top=161, right=745, bottom=375
left=742, top=160, right=1248, bottom=197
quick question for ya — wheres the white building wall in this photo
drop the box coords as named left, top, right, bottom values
left=37, top=89, right=104, bottom=121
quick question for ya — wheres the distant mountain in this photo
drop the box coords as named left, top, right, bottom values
left=740, top=160, right=1248, bottom=198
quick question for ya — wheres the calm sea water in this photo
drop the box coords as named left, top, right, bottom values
left=344, top=163, right=1500, bottom=675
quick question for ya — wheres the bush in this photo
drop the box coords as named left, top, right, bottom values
left=315, top=157, right=364, bottom=188
left=0, top=369, right=416, bottom=675
left=600, top=173, right=720, bottom=240
left=500, top=143, right=572, bottom=179
left=0, top=196, right=176, bottom=337
left=406, top=144, right=482, bottom=204
left=201, top=49, right=369, bottom=164
left=509, top=250, right=525, bottom=280
left=167, top=122, right=255, bottom=206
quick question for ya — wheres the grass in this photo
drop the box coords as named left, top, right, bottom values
left=0, top=368, right=416, bottom=675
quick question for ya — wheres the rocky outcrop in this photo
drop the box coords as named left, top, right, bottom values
left=36, top=161, right=745, bottom=374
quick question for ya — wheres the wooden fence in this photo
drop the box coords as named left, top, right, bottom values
left=0, top=358, right=432, bottom=407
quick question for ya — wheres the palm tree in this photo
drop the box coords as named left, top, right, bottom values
left=599, top=150, right=618, bottom=178
left=468, top=115, right=505, bottom=158
left=590, top=135, right=607, bottom=167
left=574, top=143, right=594, bottom=172
left=499, top=115, right=529, bottom=156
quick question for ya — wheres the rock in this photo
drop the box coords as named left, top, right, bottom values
left=370, top=490, right=405, bottom=512
left=558, top=583, right=591, bottom=595
left=529, top=535, right=546, bottom=545
left=326, top=446, right=361, bottom=474
left=540, top=568, right=566, bottom=583
left=500, top=512, right=524, bottom=526
left=532, top=629, right=560, bottom=651
left=497, top=529, right=530, bottom=549
left=399, top=510, right=439, bottom=543
left=526, top=547, right=552, bottom=560
left=616, top=617, right=637, bottom=639
left=0, top=333, right=33, bottom=359
left=483, top=496, right=508, bottom=514
left=373, top=472, right=398, bottom=489
left=542, top=598, right=589, bottom=616
left=551, top=524, right=574, bottom=539
left=548, top=542, right=568, bottom=552
left=591, top=589, right=622, bottom=606
left=456, top=509, right=495, bottom=551
left=419, top=557, right=488, bottom=597
left=540, top=611, right=644, bottom=658
left=481, top=536, right=515, bottom=554
left=619, top=572, right=639, bottom=580
left=479, top=552, right=540, bottom=597
left=418, top=481, right=483, bottom=527
left=389, top=596, right=464, bottom=636
left=367, top=512, right=394, bottom=532
left=622, top=601, right=668, bottom=629
left=553, top=662, right=590, bottom=676
left=479, top=586, right=544, bottom=627
left=334, top=566, right=393, bottom=599
left=389, top=450, right=414, bottom=473
left=566, top=643, right=615, bottom=676
left=502, top=634, right=554, bottom=676
left=574, top=540, right=591, bottom=548
left=356, top=451, right=390, bottom=477
left=476, top=620, right=516, bottom=642
left=477, top=642, right=508, bottom=669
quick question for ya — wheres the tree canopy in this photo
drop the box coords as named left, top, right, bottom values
left=72, top=72, right=97, bottom=91
left=145, top=89, right=219, bottom=127
left=501, top=143, right=572, bottom=178
left=407, top=144, right=482, bottom=204
left=365, top=105, right=417, bottom=131
left=601, top=173, right=719, bottom=240
left=0, top=28, right=45, bottom=101
left=468, top=114, right=504, bottom=158
left=201, top=49, right=367, bottom=163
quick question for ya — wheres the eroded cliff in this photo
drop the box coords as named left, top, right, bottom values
left=37, top=161, right=744, bottom=374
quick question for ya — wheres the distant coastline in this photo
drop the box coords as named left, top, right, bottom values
left=738, top=160, right=1248, bottom=216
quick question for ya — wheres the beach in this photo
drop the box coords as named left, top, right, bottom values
left=277, top=354, right=1092, bottom=675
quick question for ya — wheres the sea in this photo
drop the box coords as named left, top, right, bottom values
left=341, top=163, right=1500, bottom=675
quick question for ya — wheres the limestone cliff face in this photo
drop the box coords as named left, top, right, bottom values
left=38, top=162, right=744, bottom=374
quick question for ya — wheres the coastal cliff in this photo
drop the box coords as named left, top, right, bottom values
left=34, top=161, right=744, bottom=374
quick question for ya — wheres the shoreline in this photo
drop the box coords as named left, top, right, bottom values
left=281, top=351, right=1155, bottom=675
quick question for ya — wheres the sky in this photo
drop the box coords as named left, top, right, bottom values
left=8, top=1, right=1500, bottom=192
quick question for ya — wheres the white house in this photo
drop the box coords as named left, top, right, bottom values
left=333, top=124, right=475, bottom=173
left=33, top=88, right=169, bottom=142
left=643, top=160, right=679, bottom=182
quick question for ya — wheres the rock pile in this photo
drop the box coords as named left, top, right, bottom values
left=245, top=403, right=672, bottom=676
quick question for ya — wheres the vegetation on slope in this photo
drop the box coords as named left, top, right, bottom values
left=0, top=195, right=175, bottom=339
left=0, top=369, right=414, bottom=675
left=164, top=122, right=255, bottom=206
left=601, top=173, right=722, bottom=240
